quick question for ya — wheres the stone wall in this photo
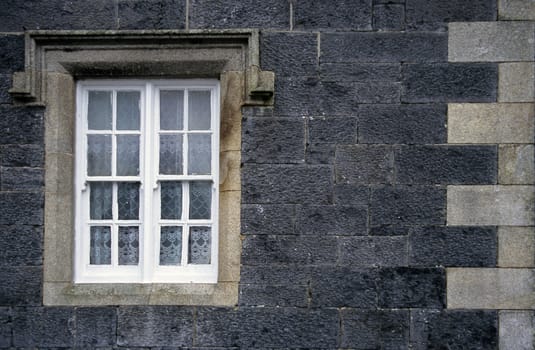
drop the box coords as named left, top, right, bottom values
left=0, top=0, right=533, bottom=348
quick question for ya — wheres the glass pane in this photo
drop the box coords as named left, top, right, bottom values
left=118, top=226, right=139, bottom=265
left=159, top=134, right=183, bottom=175
left=161, top=181, right=182, bottom=220
left=188, top=91, right=211, bottom=130
left=118, top=182, right=140, bottom=220
left=90, top=182, right=113, bottom=220
left=117, top=91, right=140, bottom=130
left=188, top=226, right=211, bottom=264
left=87, top=134, right=112, bottom=176
left=90, top=226, right=111, bottom=265
left=117, top=135, right=140, bottom=176
left=189, top=181, right=211, bottom=219
left=88, top=91, right=112, bottom=130
left=188, top=134, right=211, bottom=175
left=160, top=90, right=184, bottom=130
left=159, top=226, right=182, bottom=265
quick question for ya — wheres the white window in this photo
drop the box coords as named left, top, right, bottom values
left=74, top=80, right=220, bottom=284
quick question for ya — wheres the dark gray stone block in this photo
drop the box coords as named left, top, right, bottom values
left=0, top=74, right=12, bottom=104
left=0, top=225, right=42, bottom=266
left=334, top=184, right=369, bottom=206
left=378, top=267, right=445, bottom=308
left=0, top=192, right=43, bottom=225
left=240, top=265, right=311, bottom=285
left=1, top=167, right=44, bottom=191
left=321, top=32, right=447, bottom=63
left=0, top=267, right=41, bottom=306
left=241, top=106, right=274, bottom=119
left=239, top=284, right=308, bottom=307
left=117, top=306, right=193, bottom=347
left=369, top=225, right=411, bottom=236
left=410, top=310, right=498, bottom=350
left=273, top=77, right=321, bottom=117
left=410, top=226, right=497, bottom=267
left=12, top=307, right=74, bottom=347
left=189, top=0, right=289, bottom=29
left=370, top=186, right=445, bottom=225
left=306, top=143, right=336, bottom=164
left=0, top=308, right=11, bottom=348
left=0, top=36, right=24, bottom=74
left=261, top=32, right=317, bottom=77
left=402, top=63, right=498, bottom=102
left=320, top=63, right=401, bottom=82
left=339, top=236, right=408, bottom=266
left=294, top=0, right=372, bottom=30
left=373, top=4, right=405, bottom=31
left=308, top=117, right=357, bottom=144
left=335, top=145, right=394, bottom=184
left=321, top=81, right=401, bottom=107
left=0, top=106, right=44, bottom=145
left=296, top=205, right=367, bottom=235
left=341, top=309, right=409, bottom=349
left=118, top=0, right=185, bottom=29
left=358, top=104, right=447, bottom=144
left=242, top=164, right=333, bottom=204
left=0, top=145, right=44, bottom=167
left=75, top=307, right=116, bottom=347
left=242, top=204, right=296, bottom=235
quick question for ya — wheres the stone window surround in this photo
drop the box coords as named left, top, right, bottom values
left=10, top=29, right=274, bottom=306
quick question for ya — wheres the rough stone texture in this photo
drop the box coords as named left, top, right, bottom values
left=0, top=225, right=42, bottom=266
left=498, top=227, right=535, bottom=268
left=410, top=226, right=497, bottom=267
left=0, top=106, right=44, bottom=145
left=448, top=103, right=535, bottom=144
left=449, top=22, right=535, bottom=62
left=0, top=192, right=44, bottom=225
left=296, top=205, right=367, bottom=235
left=261, top=32, right=317, bottom=77
left=239, top=284, right=307, bottom=307
left=340, top=236, right=408, bottom=267
left=0, top=74, right=11, bottom=104
left=308, top=117, right=357, bottom=144
left=341, top=309, right=409, bottom=349
left=499, top=311, right=535, bottom=350
left=0, top=167, right=44, bottom=191
left=75, top=307, right=116, bottom=347
left=402, top=64, right=498, bottom=103
left=320, top=81, right=401, bottom=106
left=447, top=185, right=535, bottom=226
left=499, top=63, right=535, bottom=102
left=447, top=268, right=535, bottom=309
left=320, top=63, right=401, bottom=82
left=369, top=225, right=411, bottom=236
left=395, top=145, right=497, bottom=185
left=333, top=184, right=369, bottom=206
left=358, top=104, right=446, bottom=144
left=0, top=308, right=11, bottom=347
left=273, top=77, right=322, bottom=117
left=373, top=4, right=405, bottom=31
left=240, top=265, right=311, bottom=285
left=499, top=145, right=535, bottom=184
left=12, top=307, right=74, bottom=347
left=189, top=0, right=289, bottom=29
left=335, top=145, right=394, bottom=184
left=0, top=267, right=42, bottom=306
left=0, top=145, right=44, bottom=167
left=117, top=0, right=186, bottom=29
left=306, top=142, right=336, bottom=164
left=294, top=0, right=372, bottom=30
left=410, top=310, right=498, bottom=350
left=499, top=0, right=535, bottom=20
left=0, top=36, right=24, bottom=74
left=241, top=204, right=295, bottom=235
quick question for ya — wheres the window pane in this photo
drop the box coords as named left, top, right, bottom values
left=90, top=182, right=113, bottom=220
left=87, top=134, right=112, bottom=176
left=188, top=134, right=211, bottom=175
left=118, top=226, right=139, bottom=265
left=188, top=226, right=211, bottom=264
left=159, top=134, right=183, bottom=175
left=161, top=181, right=182, bottom=220
left=188, top=91, right=211, bottom=130
left=118, top=182, right=140, bottom=220
left=160, top=90, right=184, bottom=130
left=90, top=226, right=111, bottom=264
left=189, top=181, right=211, bottom=219
left=117, top=91, right=141, bottom=130
left=159, top=226, right=182, bottom=265
left=117, top=135, right=140, bottom=176
left=88, top=91, right=112, bottom=130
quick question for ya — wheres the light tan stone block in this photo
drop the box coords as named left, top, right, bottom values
left=498, top=227, right=535, bottom=267
left=499, top=145, right=535, bottom=184
left=448, top=103, right=535, bottom=144
left=218, top=190, right=241, bottom=282
left=447, top=185, right=535, bottom=226
left=220, top=150, right=241, bottom=192
left=499, top=0, right=535, bottom=20
left=449, top=22, right=535, bottom=62
left=447, top=268, right=535, bottom=309
left=499, top=63, right=535, bottom=102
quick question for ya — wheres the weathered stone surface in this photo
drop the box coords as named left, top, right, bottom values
left=0, top=145, right=44, bottom=167
left=12, top=307, right=74, bottom=347
left=189, top=0, right=289, bottom=29
left=499, top=311, right=535, bottom=350
left=448, top=103, right=535, bottom=144
left=499, top=145, right=535, bottom=184
left=296, top=205, right=367, bottom=235
left=0, top=36, right=24, bottom=74
left=240, top=265, right=311, bottom=285
left=0, top=192, right=43, bottom=225
left=117, top=0, right=185, bottom=29
left=117, top=306, right=193, bottom=347
left=341, top=309, right=409, bottom=349
left=239, top=284, right=307, bottom=307
left=410, top=310, right=498, bottom=350
left=498, top=227, right=535, bottom=268
left=373, top=4, right=405, bottom=31
left=1, top=167, right=44, bottom=191
left=0, top=267, right=41, bottom=306
left=395, top=146, right=497, bottom=185
left=447, top=268, right=535, bottom=309
left=306, top=142, right=336, bottom=164
left=294, top=0, right=372, bottom=30
left=449, top=22, right=535, bottom=62
left=0, top=74, right=11, bottom=104
left=75, top=307, right=116, bottom=347
left=321, top=81, right=401, bottom=106
left=261, top=32, right=317, bottom=77
left=447, top=185, right=535, bottom=226
left=499, top=0, right=535, bottom=20
left=402, top=64, right=498, bottom=102
left=321, top=32, right=447, bottom=63
left=0, top=225, right=42, bottom=266
left=499, top=62, right=535, bottom=102
left=358, top=104, right=446, bottom=144
left=241, top=204, right=296, bottom=235
left=333, top=184, right=369, bottom=206
left=335, top=145, right=394, bottom=184
left=340, top=236, right=408, bottom=267
left=308, top=117, right=357, bottom=144
left=0, top=106, right=44, bottom=145
left=320, top=63, right=401, bottom=82
left=370, top=186, right=446, bottom=225
left=273, top=77, right=322, bottom=116
left=410, top=226, right=496, bottom=267
left=378, top=267, right=445, bottom=308
left=369, top=225, right=410, bottom=236
left=0, top=308, right=10, bottom=348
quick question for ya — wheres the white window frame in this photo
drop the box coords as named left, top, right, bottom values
left=74, top=79, right=220, bottom=284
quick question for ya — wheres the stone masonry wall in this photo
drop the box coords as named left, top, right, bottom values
left=0, top=0, right=534, bottom=348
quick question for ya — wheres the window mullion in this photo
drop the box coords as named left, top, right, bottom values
left=143, top=82, right=154, bottom=283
